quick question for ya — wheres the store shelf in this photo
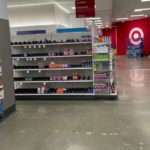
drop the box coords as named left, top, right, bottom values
left=14, top=80, right=93, bottom=83
left=13, top=67, right=93, bottom=72
left=94, top=60, right=109, bottom=62
left=15, top=93, right=94, bottom=96
left=12, top=55, right=92, bottom=59
left=11, top=41, right=92, bottom=47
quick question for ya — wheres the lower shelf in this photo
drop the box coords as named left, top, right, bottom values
left=15, top=93, right=94, bottom=96
left=15, top=93, right=118, bottom=100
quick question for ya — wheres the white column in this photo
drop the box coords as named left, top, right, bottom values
left=0, top=0, right=8, bottom=20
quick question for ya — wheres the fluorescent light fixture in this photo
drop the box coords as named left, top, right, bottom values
left=8, top=2, right=70, bottom=14
left=95, top=22, right=103, bottom=25
left=141, top=0, right=150, bottom=2
left=94, top=20, right=102, bottom=23
left=134, top=8, right=150, bottom=12
left=54, top=2, right=70, bottom=13
left=131, top=14, right=145, bottom=17
left=10, top=23, right=69, bottom=28
left=86, top=17, right=101, bottom=21
left=86, top=20, right=102, bottom=23
left=116, top=17, right=129, bottom=20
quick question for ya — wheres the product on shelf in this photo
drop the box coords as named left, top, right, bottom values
left=95, top=83, right=109, bottom=92
left=38, top=84, right=48, bottom=94
left=94, top=54, right=109, bottom=61
left=95, top=73, right=109, bottom=81
left=14, top=74, right=91, bottom=82
left=11, top=38, right=85, bottom=46
left=81, top=35, right=92, bottom=42
left=15, top=87, right=93, bottom=94
left=12, top=47, right=92, bottom=58
left=38, top=63, right=44, bottom=69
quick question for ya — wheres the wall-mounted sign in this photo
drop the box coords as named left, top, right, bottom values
left=17, top=30, right=46, bottom=35
left=129, top=27, right=144, bottom=45
left=75, top=0, right=95, bottom=18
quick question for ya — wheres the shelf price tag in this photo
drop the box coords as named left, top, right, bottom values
left=34, top=58, right=37, bottom=61
left=38, top=70, right=41, bottom=73
left=20, top=82, right=23, bottom=86
left=43, top=45, right=46, bottom=48
left=29, top=45, right=31, bottom=49
left=43, top=57, right=46, bottom=61
left=38, top=45, right=41, bottom=48
left=17, top=58, right=20, bottom=61
left=27, top=70, right=29, bottom=74
left=24, top=46, right=27, bottom=49
left=34, top=45, right=36, bottom=49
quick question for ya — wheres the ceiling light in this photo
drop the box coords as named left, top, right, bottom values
left=95, top=22, right=103, bottom=25
left=86, top=17, right=101, bottom=21
left=134, top=8, right=150, bottom=12
left=116, top=18, right=129, bottom=20
left=86, top=19, right=101, bottom=22
left=131, top=14, right=145, bottom=17
left=54, top=2, right=70, bottom=13
left=8, top=2, right=70, bottom=14
left=141, top=0, right=150, bottom=2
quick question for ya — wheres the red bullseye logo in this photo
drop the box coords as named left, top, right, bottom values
left=129, top=28, right=144, bottom=45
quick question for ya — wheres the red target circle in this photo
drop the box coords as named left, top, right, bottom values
left=129, top=28, right=144, bottom=45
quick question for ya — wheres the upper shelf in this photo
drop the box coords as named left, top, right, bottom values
left=12, top=55, right=92, bottom=60
left=11, top=41, right=92, bottom=47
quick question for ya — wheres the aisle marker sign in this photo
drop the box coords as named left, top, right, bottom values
left=129, top=27, right=144, bottom=45
left=75, top=0, right=95, bottom=18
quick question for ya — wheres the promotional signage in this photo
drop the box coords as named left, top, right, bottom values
left=75, top=0, right=95, bottom=18
left=129, top=27, right=144, bottom=45
left=17, top=30, right=46, bottom=35
left=127, top=27, right=144, bottom=57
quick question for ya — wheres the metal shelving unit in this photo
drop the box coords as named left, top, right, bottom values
left=12, top=32, right=117, bottom=100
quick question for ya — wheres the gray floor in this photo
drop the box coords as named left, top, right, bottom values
left=0, top=56, right=150, bottom=150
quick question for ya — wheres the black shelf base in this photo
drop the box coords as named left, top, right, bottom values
left=15, top=95, right=118, bottom=101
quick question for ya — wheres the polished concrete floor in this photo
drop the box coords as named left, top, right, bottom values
left=0, top=56, right=150, bottom=150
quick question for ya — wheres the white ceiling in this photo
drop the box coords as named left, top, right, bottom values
left=7, top=0, right=150, bottom=27
left=113, top=0, right=150, bottom=22
left=7, top=0, right=113, bottom=27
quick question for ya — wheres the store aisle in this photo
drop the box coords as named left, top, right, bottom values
left=0, top=56, right=150, bottom=150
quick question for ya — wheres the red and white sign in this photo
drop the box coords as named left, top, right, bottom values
left=75, top=0, right=95, bottom=18
left=129, top=27, right=144, bottom=45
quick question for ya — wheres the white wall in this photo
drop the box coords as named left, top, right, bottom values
left=54, top=5, right=69, bottom=27
left=8, top=4, right=55, bottom=27
left=69, top=14, right=85, bottom=28
left=0, top=0, right=8, bottom=20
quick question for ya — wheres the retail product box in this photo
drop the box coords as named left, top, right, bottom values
left=93, top=43, right=109, bottom=53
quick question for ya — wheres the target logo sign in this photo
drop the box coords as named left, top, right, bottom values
left=129, top=27, right=144, bottom=45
